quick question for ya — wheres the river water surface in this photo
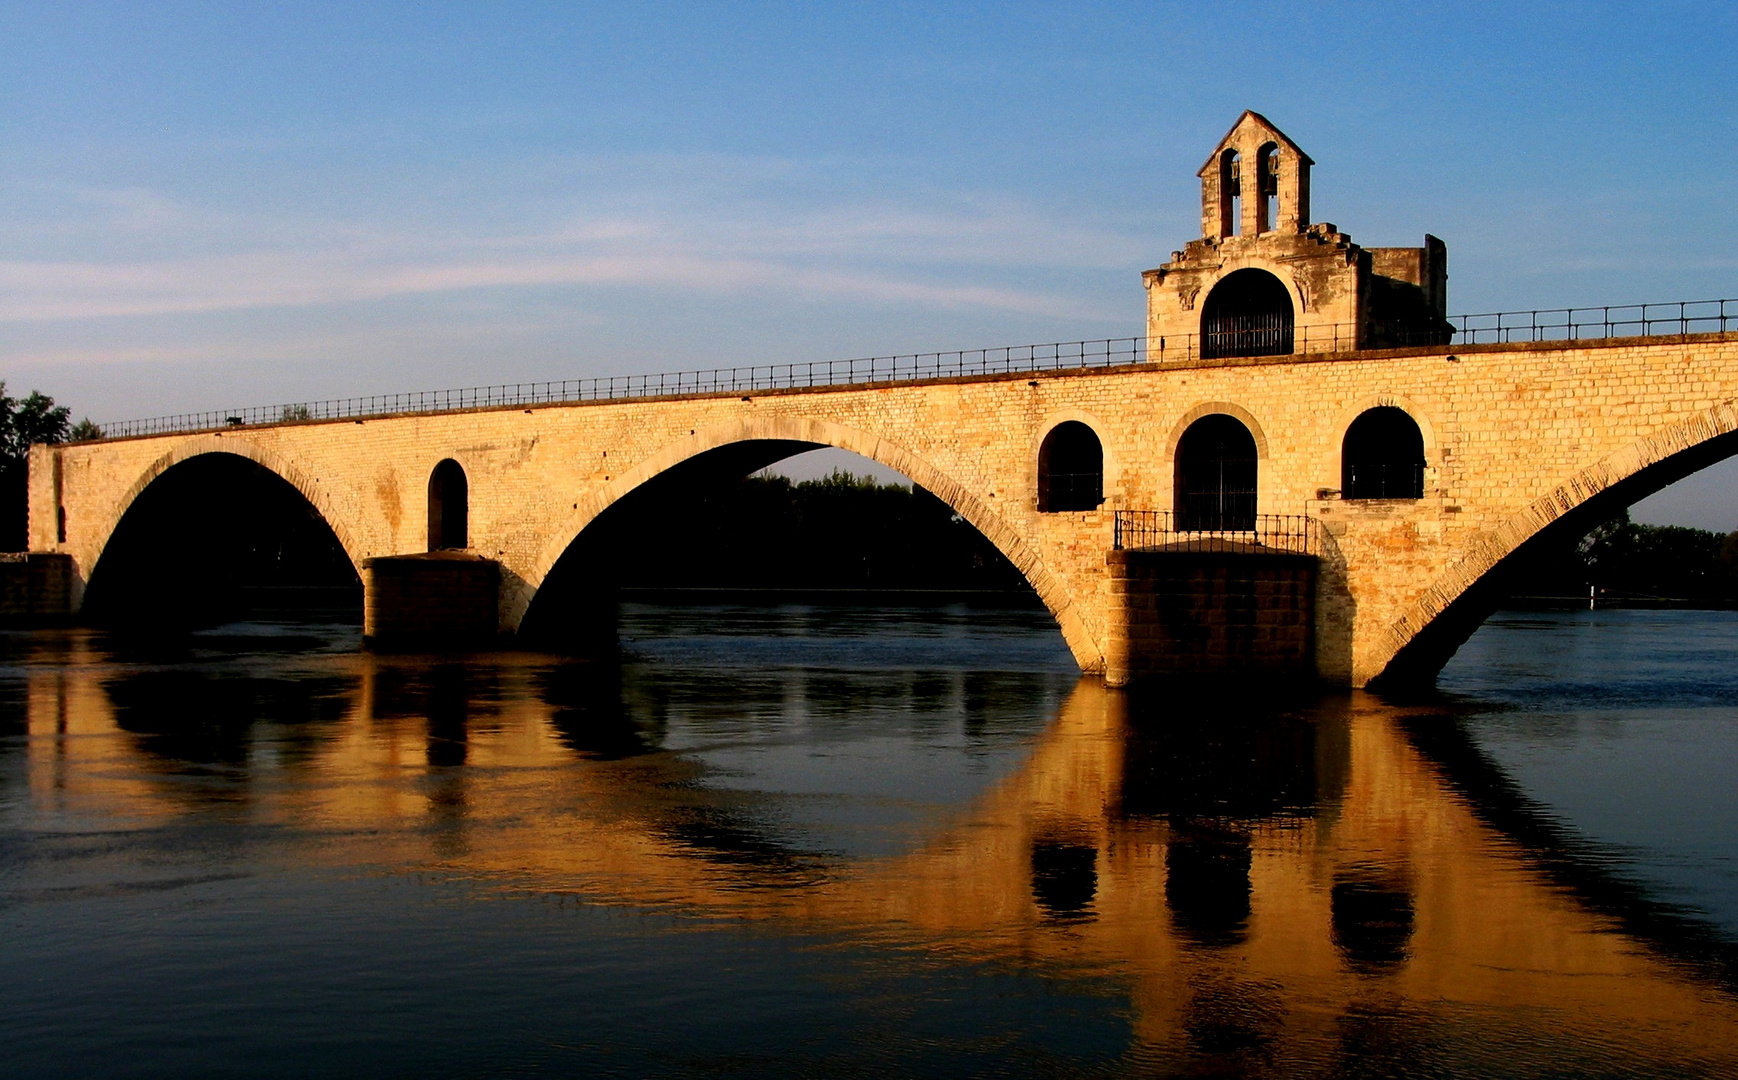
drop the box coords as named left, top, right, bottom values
left=2, top=601, right=1736, bottom=1077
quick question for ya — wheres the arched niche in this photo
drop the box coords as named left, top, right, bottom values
left=1342, top=407, right=1426, bottom=499
left=1174, top=414, right=1258, bottom=531
left=428, top=459, right=469, bottom=551
left=1037, top=421, right=1104, bottom=512
left=1201, top=268, right=1294, bottom=359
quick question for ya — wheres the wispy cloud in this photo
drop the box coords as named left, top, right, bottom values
left=0, top=170, right=1137, bottom=327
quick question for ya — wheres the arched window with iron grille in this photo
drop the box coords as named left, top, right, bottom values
left=1201, top=269, right=1294, bottom=359
left=1342, top=407, right=1425, bottom=499
left=1037, top=421, right=1104, bottom=512
left=1174, top=414, right=1257, bottom=531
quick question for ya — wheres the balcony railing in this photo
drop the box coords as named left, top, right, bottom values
left=1113, top=510, right=1317, bottom=557
left=81, top=295, right=1738, bottom=442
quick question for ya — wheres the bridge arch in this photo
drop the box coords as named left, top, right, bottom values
left=1371, top=399, right=1738, bottom=688
left=90, top=434, right=366, bottom=581
left=513, top=414, right=1102, bottom=671
left=81, top=436, right=364, bottom=623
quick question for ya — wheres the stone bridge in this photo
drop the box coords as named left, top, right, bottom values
left=27, top=328, right=1738, bottom=687
left=22, top=111, right=1738, bottom=687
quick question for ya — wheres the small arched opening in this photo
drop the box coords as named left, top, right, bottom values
left=1037, top=421, right=1104, bottom=512
left=1256, top=142, right=1280, bottom=233
left=428, top=459, right=469, bottom=550
left=1201, top=269, right=1294, bottom=359
left=1175, top=414, right=1258, bottom=531
left=1220, top=149, right=1242, bottom=237
left=1342, top=408, right=1425, bottom=499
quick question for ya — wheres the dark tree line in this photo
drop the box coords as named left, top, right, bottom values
left=610, top=471, right=1027, bottom=591
left=1525, top=510, right=1738, bottom=602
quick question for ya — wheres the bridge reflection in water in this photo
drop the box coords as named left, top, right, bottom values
left=16, top=633, right=1738, bottom=1075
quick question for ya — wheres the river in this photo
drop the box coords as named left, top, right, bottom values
left=2, top=600, right=1735, bottom=1077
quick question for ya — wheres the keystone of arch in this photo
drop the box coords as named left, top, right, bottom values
left=1368, top=398, right=1738, bottom=683
left=1164, top=401, right=1271, bottom=462
left=513, top=413, right=1104, bottom=672
left=95, top=433, right=367, bottom=580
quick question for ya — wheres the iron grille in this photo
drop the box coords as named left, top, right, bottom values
left=1113, top=510, right=1317, bottom=556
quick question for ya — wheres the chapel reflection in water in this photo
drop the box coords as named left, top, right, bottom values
left=14, top=636, right=1738, bottom=1074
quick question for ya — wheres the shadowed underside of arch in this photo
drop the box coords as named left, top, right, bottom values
left=514, top=415, right=1103, bottom=672
left=1371, top=401, right=1738, bottom=689
left=95, top=437, right=367, bottom=581
left=83, top=442, right=363, bottom=624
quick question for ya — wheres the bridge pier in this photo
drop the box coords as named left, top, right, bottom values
left=362, top=552, right=501, bottom=650
left=1103, top=549, right=1317, bottom=687
left=0, top=552, right=74, bottom=625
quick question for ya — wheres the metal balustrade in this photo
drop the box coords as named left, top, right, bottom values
left=1113, top=510, right=1317, bottom=557
left=82, top=296, right=1738, bottom=442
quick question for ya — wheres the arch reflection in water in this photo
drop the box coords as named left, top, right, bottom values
left=7, top=611, right=1738, bottom=1077
left=1030, top=836, right=1098, bottom=920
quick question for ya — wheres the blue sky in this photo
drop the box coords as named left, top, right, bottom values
left=4, top=2, right=1737, bottom=523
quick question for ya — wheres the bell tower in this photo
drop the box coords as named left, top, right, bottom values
left=1146, top=112, right=1449, bottom=361
left=1201, top=112, right=1312, bottom=241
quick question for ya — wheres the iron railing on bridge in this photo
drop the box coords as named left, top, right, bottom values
left=94, top=339, right=1147, bottom=440
left=85, top=296, right=1738, bottom=442
left=1113, top=510, right=1317, bottom=557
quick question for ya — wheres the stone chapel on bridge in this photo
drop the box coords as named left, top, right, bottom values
left=1144, top=111, right=1451, bottom=360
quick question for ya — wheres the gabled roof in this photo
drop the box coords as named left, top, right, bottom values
left=1196, top=110, right=1314, bottom=176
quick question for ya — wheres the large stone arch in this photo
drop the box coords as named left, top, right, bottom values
left=1369, top=399, right=1738, bottom=688
left=511, top=414, right=1103, bottom=672
left=88, top=434, right=366, bottom=587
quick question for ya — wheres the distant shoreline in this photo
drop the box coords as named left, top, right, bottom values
left=1505, top=595, right=1738, bottom=611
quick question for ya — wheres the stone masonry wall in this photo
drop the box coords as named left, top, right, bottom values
left=363, top=552, right=501, bottom=648
left=30, top=332, right=1738, bottom=685
left=1104, top=549, right=1315, bottom=684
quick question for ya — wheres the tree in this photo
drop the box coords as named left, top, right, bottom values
left=0, top=381, right=73, bottom=550
left=0, top=383, right=71, bottom=460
